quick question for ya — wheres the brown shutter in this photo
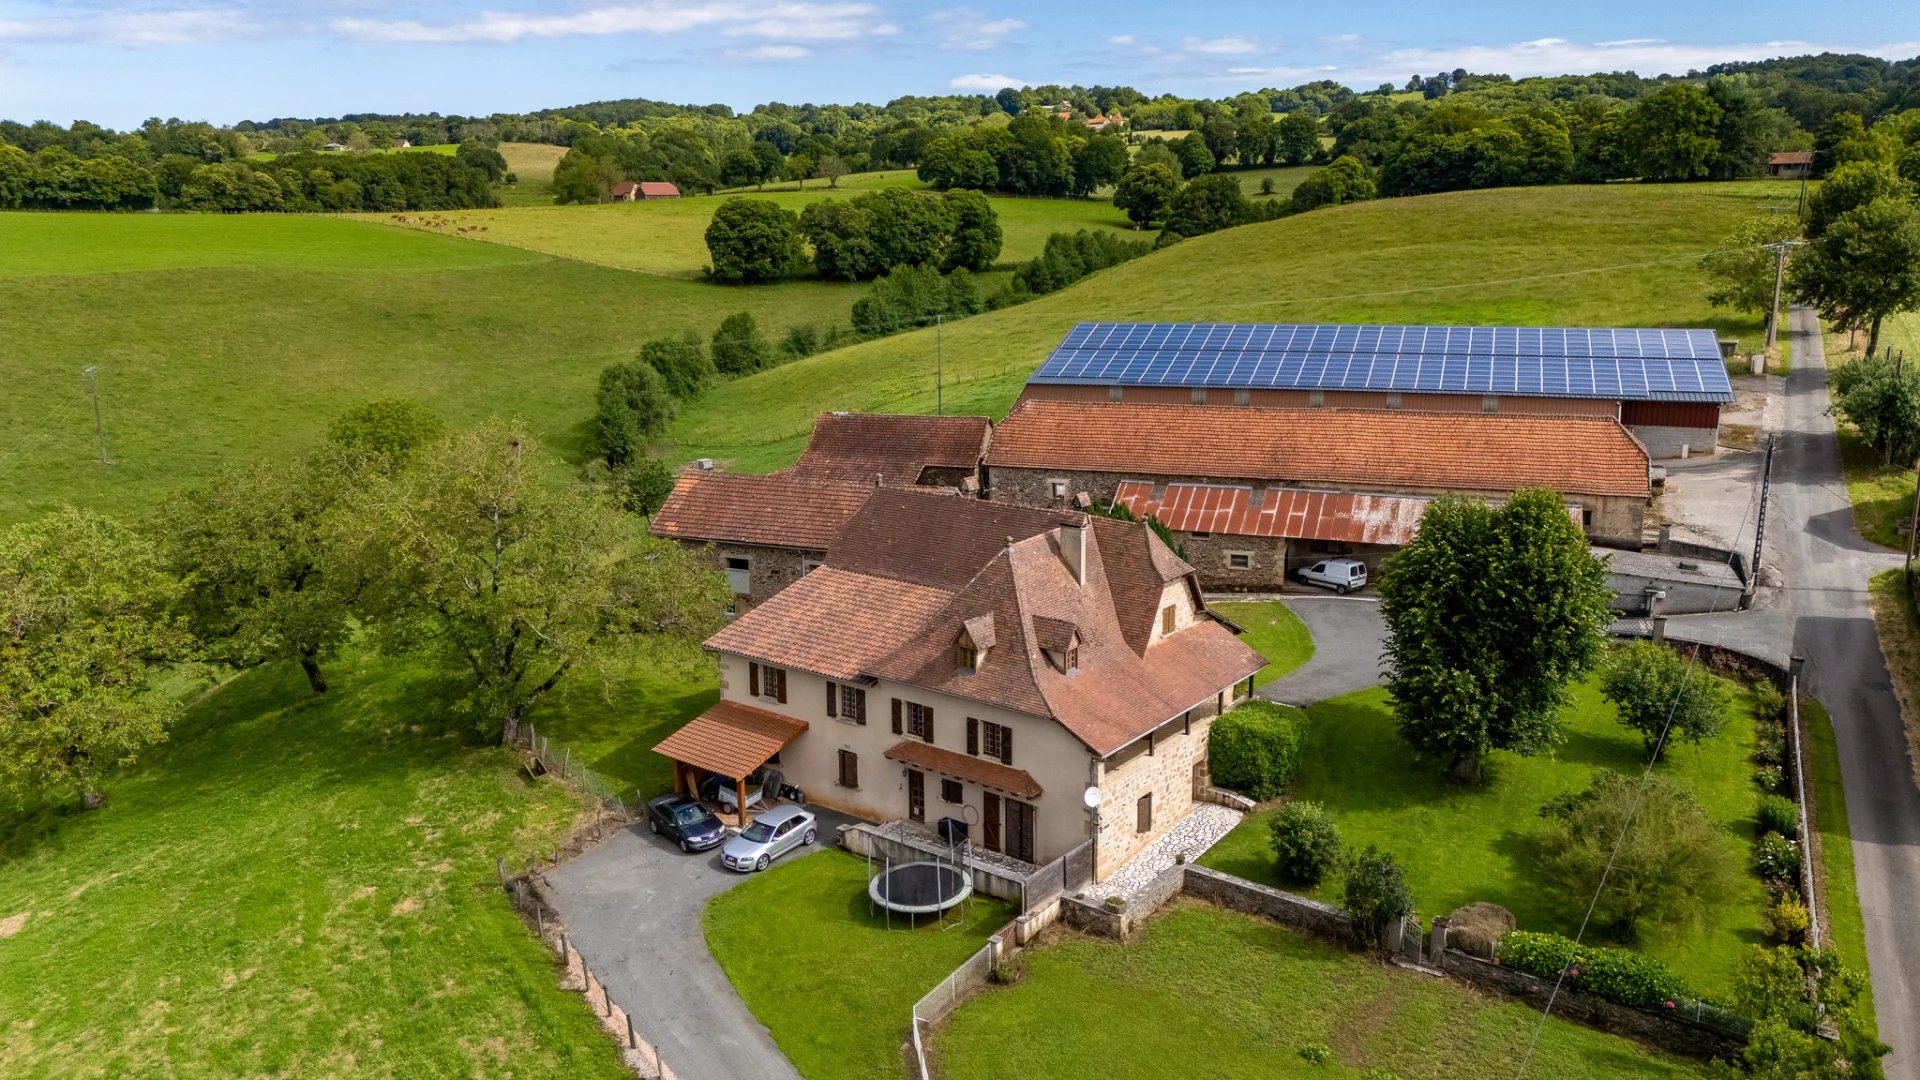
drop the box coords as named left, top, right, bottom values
left=775, top=668, right=787, bottom=704
left=967, top=717, right=979, bottom=756
left=850, top=752, right=858, bottom=788
left=826, top=682, right=837, bottom=718
left=749, top=662, right=760, bottom=697
left=855, top=690, right=866, bottom=726
left=924, top=707, right=934, bottom=743
left=891, top=698, right=902, bottom=734
left=1001, top=726, right=1013, bottom=765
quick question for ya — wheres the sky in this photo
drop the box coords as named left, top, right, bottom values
left=0, top=1, right=1915, bottom=128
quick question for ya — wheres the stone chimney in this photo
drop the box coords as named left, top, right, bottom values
left=1060, top=518, right=1087, bottom=586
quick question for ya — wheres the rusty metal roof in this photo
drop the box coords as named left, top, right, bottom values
left=884, top=739, right=1043, bottom=799
left=653, top=700, right=808, bottom=780
left=1115, top=482, right=1432, bottom=545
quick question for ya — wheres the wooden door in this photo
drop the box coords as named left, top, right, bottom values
left=1005, top=799, right=1035, bottom=863
left=907, top=769, right=925, bottom=822
left=982, top=792, right=1002, bottom=852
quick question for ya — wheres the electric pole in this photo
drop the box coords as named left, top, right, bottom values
left=1763, top=240, right=1803, bottom=352
left=935, top=314, right=943, bottom=416
left=82, top=365, right=109, bottom=465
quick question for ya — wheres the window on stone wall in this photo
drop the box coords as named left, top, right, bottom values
left=724, top=556, right=751, bottom=597
left=1050, top=479, right=1068, bottom=500
left=1227, top=551, right=1252, bottom=569
left=1136, top=792, right=1153, bottom=834
left=1161, top=606, right=1176, bottom=635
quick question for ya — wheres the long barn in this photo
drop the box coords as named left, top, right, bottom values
left=1016, top=322, right=1736, bottom=459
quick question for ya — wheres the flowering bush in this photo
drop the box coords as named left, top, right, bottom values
left=1497, top=931, right=1693, bottom=1009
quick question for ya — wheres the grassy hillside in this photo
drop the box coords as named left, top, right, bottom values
left=667, top=181, right=1802, bottom=472
left=0, top=212, right=870, bottom=521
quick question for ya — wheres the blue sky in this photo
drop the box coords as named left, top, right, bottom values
left=0, top=1, right=1914, bottom=127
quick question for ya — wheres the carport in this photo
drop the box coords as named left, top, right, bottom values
left=653, top=700, right=808, bottom=825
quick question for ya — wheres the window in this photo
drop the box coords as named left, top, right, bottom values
left=942, top=778, right=963, bottom=804
left=908, top=769, right=926, bottom=822
left=1137, top=792, right=1153, bottom=834
left=894, top=699, right=935, bottom=742
left=1161, top=606, right=1176, bottom=635
left=748, top=662, right=786, bottom=704
left=972, top=718, right=1013, bottom=764
left=956, top=643, right=977, bottom=672
left=837, top=749, right=859, bottom=789
left=1189, top=387, right=1208, bottom=405
left=828, top=682, right=866, bottom=725
left=1049, top=479, right=1069, bottom=500
left=1232, top=388, right=1250, bottom=407
left=724, top=556, right=751, bottom=597
left=802, top=559, right=823, bottom=574
left=1581, top=507, right=1595, bottom=530
left=1482, top=395, right=1499, bottom=414
left=1308, top=389, right=1325, bottom=408
left=1190, top=531, right=1212, bottom=540
left=1227, top=551, right=1252, bottom=570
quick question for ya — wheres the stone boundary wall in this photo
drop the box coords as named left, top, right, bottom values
left=1180, top=865, right=1356, bottom=941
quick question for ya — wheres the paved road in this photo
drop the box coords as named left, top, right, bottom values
left=1255, top=595, right=1388, bottom=706
left=1666, top=307, right=1918, bottom=1075
left=545, top=816, right=840, bottom=1080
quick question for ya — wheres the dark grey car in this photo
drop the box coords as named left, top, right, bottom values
left=646, top=794, right=727, bottom=853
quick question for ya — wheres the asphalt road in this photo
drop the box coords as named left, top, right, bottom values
left=1255, top=595, right=1388, bottom=706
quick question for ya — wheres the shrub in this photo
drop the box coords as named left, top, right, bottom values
left=1009, top=229, right=1151, bottom=296
left=591, top=360, right=674, bottom=466
left=710, top=312, right=773, bottom=376
left=1732, top=945, right=1886, bottom=1076
left=1766, top=894, right=1810, bottom=945
left=1445, top=902, right=1517, bottom=959
left=1497, top=931, right=1693, bottom=1009
left=1750, top=680, right=1787, bottom=724
left=610, top=456, right=676, bottom=517
left=1342, top=846, right=1414, bottom=950
left=638, top=332, right=716, bottom=399
left=1208, top=701, right=1304, bottom=800
left=1754, top=764, right=1786, bottom=793
left=1268, top=801, right=1342, bottom=885
left=1752, top=728, right=1787, bottom=769
left=849, top=264, right=983, bottom=338
left=1756, top=794, right=1800, bottom=839
left=704, top=197, right=805, bottom=283
left=989, top=951, right=1028, bottom=985
left=1599, top=641, right=1731, bottom=760
left=1535, top=771, right=1735, bottom=937
left=1298, top=1042, right=1334, bottom=1065
left=1753, top=831, right=1801, bottom=882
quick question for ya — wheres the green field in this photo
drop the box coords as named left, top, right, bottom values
left=1198, top=676, right=1771, bottom=996
left=245, top=143, right=459, bottom=163
left=1212, top=600, right=1315, bottom=685
left=934, top=903, right=1702, bottom=1080
left=0, top=646, right=628, bottom=1079
left=1830, top=314, right=1920, bottom=550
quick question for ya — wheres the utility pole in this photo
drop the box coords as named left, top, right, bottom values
left=934, top=314, right=943, bottom=416
left=82, top=365, right=109, bottom=465
left=1763, top=241, right=1802, bottom=352
left=1753, top=433, right=1776, bottom=580
left=1907, top=454, right=1920, bottom=571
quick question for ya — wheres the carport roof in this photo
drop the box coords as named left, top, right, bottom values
left=653, top=700, right=808, bottom=781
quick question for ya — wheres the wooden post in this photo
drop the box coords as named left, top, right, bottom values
left=1906, top=457, right=1920, bottom=571
left=627, top=1013, right=637, bottom=1050
left=561, top=747, right=570, bottom=778
left=497, top=857, right=507, bottom=889
left=736, top=777, right=747, bottom=822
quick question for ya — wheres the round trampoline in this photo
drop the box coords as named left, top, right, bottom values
left=867, top=860, right=973, bottom=915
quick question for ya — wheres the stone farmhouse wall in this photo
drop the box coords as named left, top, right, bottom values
left=1093, top=705, right=1222, bottom=880
left=707, top=542, right=819, bottom=609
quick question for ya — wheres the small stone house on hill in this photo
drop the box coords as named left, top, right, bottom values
left=653, top=494, right=1265, bottom=878
left=610, top=181, right=640, bottom=202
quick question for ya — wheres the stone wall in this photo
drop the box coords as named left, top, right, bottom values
left=1629, top=424, right=1720, bottom=461
left=1173, top=533, right=1289, bottom=590
left=1180, top=866, right=1356, bottom=942
left=708, top=542, right=818, bottom=608
left=1094, top=708, right=1219, bottom=879
left=1060, top=894, right=1130, bottom=939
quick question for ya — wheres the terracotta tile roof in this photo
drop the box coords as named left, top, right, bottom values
left=1769, top=151, right=1813, bottom=164
left=987, top=400, right=1650, bottom=499
left=649, top=469, right=873, bottom=551
left=653, top=700, right=807, bottom=779
left=782, top=412, right=991, bottom=487
left=705, top=567, right=954, bottom=680
left=885, top=740, right=1043, bottom=799
left=611, top=180, right=639, bottom=197
left=1087, top=516, right=1191, bottom=654
left=638, top=181, right=680, bottom=197
left=825, top=487, right=1080, bottom=591
left=1116, top=482, right=1433, bottom=545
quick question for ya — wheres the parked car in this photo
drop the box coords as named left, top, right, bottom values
left=1297, top=557, right=1368, bottom=594
left=645, top=794, right=727, bottom=853
left=700, top=770, right=765, bottom=814
left=721, top=804, right=818, bottom=872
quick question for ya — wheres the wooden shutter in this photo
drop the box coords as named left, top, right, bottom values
left=854, top=690, right=866, bottom=726
left=826, top=682, right=837, bottom=718
left=967, top=717, right=979, bottom=756
left=1001, top=726, right=1013, bottom=765
left=923, top=707, right=935, bottom=744
left=1137, top=792, right=1153, bottom=833
left=891, top=698, right=902, bottom=734
left=749, top=662, right=760, bottom=697
left=774, top=668, right=787, bottom=704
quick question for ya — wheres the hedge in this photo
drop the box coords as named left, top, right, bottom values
left=1208, top=701, right=1304, bottom=800
left=1496, top=932, right=1693, bottom=1009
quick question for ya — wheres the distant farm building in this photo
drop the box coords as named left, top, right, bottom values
left=322, top=143, right=346, bottom=152
left=1086, top=111, right=1124, bottom=132
left=610, top=181, right=639, bottom=202
left=639, top=181, right=680, bottom=200
left=1017, top=322, right=1735, bottom=459
left=1768, top=151, right=1813, bottom=179
left=390, top=138, right=412, bottom=149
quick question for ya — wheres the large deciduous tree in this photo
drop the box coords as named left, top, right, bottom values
left=1700, top=215, right=1804, bottom=319
left=0, top=508, right=192, bottom=807
left=1111, top=163, right=1180, bottom=227
left=1793, top=196, right=1920, bottom=356
left=1162, top=173, right=1252, bottom=238
left=1626, top=83, right=1724, bottom=181
left=704, top=196, right=805, bottom=283
left=939, top=189, right=1002, bottom=271
left=1378, top=490, right=1613, bottom=782
left=591, top=360, right=675, bottom=466
left=346, top=420, right=728, bottom=743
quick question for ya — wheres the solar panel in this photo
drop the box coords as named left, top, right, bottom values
left=1027, top=323, right=1733, bottom=403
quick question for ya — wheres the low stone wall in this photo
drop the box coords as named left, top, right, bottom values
left=1180, top=866, right=1355, bottom=942
left=1061, top=894, right=1130, bottom=939
left=1197, top=786, right=1257, bottom=813
left=1432, top=948, right=1746, bottom=1061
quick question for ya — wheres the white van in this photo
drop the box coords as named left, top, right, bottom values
left=1297, top=558, right=1368, bottom=594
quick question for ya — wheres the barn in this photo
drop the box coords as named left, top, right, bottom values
left=1016, top=322, right=1736, bottom=459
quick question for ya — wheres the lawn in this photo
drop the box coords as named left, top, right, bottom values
left=528, top=650, right=720, bottom=800
left=1828, top=315, right=1920, bottom=550
left=1867, top=569, right=1920, bottom=786
left=665, top=181, right=1805, bottom=474
left=1212, top=600, right=1315, bottom=686
left=703, top=849, right=1012, bottom=1080
left=1803, top=698, right=1875, bottom=1027
left=1230, top=164, right=1323, bottom=198
left=933, top=903, right=1703, bottom=1080
left=1198, top=675, right=1771, bottom=996
left=0, top=647, right=629, bottom=1079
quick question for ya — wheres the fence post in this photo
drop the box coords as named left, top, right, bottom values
left=562, top=747, right=571, bottom=778
left=497, top=856, right=507, bottom=889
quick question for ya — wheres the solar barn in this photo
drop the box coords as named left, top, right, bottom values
left=1018, top=322, right=1736, bottom=459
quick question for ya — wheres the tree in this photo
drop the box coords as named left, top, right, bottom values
left=0, top=143, right=30, bottom=208
left=704, top=197, right=805, bottom=284
left=0, top=508, right=192, bottom=807
left=1829, top=352, right=1920, bottom=464
left=345, top=420, right=729, bottom=743
left=592, top=360, right=675, bottom=466
left=454, top=140, right=508, bottom=182
left=1289, top=155, right=1375, bottom=211
left=751, top=141, right=786, bottom=188
left=1534, top=771, right=1735, bottom=937
left=640, top=332, right=716, bottom=398
left=816, top=155, right=849, bottom=188
left=1342, top=846, right=1414, bottom=950
left=1700, top=216, right=1804, bottom=318
left=1132, top=140, right=1181, bottom=175
left=940, top=189, right=1002, bottom=271
left=1174, top=132, right=1214, bottom=178
left=550, top=151, right=622, bottom=204
left=324, top=398, right=446, bottom=476
left=1276, top=112, right=1320, bottom=164
left=1378, top=490, right=1613, bottom=782
left=719, top=147, right=763, bottom=189
left=1732, top=946, right=1888, bottom=1078
left=1070, top=134, right=1129, bottom=197
left=1598, top=642, right=1731, bottom=760
left=1627, top=84, right=1724, bottom=181
left=1803, top=160, right=1911, bottom=238
left=1163, top=173, right=1252, bottom=239
left=710, top=312, right=772, bottom=376
left=610, top=456, right=677, bottom=518
left=1111, top=162, right=1180, bottom=227
left=1793, top=197, right=1920, bottom=356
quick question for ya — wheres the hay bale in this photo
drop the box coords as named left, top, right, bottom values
left=1446, top=903, right=1516, bottom=959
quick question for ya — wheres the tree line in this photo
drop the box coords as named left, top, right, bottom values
left=0, top=401, right=728, bottom=811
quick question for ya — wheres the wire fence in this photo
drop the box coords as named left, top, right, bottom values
left=909, top=941, right=996, bottom=1080
left=515, top=721, right=634, bottom=818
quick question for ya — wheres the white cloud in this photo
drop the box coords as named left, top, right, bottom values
left=947, top=72, right=1024, bottom=90
left=0, top=8, right=261, bottom=47
left=1182, top=35, right=1260, bottom=56
left=1360, top=36, right=1920, bottom=81
left=926, top=8, right=1026, bottom=51
left=737, top=43, right=808, bottom=59
left=332, top=2, right=889, bottom=45
left=1107, top=33, right=1132, bottom=46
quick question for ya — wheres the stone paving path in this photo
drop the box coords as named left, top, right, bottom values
left=1094, top=803, right=1244, bottom=905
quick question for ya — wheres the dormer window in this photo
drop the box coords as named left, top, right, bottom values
left=956, top=643, right=978, bottom=672
left=957, top=615, right=995, bottom=674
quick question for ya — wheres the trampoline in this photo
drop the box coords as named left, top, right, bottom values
left=868, top=860, right=973, bottom=916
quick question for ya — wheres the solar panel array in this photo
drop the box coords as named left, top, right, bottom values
left=1029, top=322, right=1735, bottom=403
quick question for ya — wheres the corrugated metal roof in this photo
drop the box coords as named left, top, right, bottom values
left=1116, top=482, right=1433, bottom=545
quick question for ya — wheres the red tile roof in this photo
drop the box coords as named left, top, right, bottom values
left=638, top=181, right=680, bottom=197
left=705, top=567, right=954, bottom=680
left=826, top=487, right=1080, bottom=591
left=1769, top=151, right=1813, bottom=165
left=653, top=700, right=807, bottom=779
left=885, top=740, right=1043, bottom=799
left=987, top=400, right=1650, bottom=499
left=611, top=180, right=639, bottom=197
left=649, top=469, right=873, bottom=551
left=1116, top=482, right=1432, bottom=545
left=782, top=412, right=991, bottom=487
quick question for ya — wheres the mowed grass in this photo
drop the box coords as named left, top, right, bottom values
left=1830, top=315, right=1920, bottom=550
left=1803, top=698, right=1875, bottom=1026
left=0, top=648, right=629, bottom=1079
left=1212, top=600, right=1315, bottom=686
left=1198, top=676, right=1771, bottom=996
left=363, top=186, right=1147, bottom=276
left=666, top=181, right=1804, bottom=474
left=529, top=651, right=720, bottom=800
left=703, top=849, right=1012, bottom=1080
left=933, top=903, right=1703, bottom=1080
left=1, top=212, right=868, bottom=522
left=1232, top=164, right=1323, bottom=198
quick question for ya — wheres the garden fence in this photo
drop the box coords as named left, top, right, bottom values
left=1019, top=839, right=1092, bottom=915
left=517, top=721, right=633, bottom=818
left=1786, top=672, right=1821, bottom=946
left=909, top=941, right=995, bottom=1080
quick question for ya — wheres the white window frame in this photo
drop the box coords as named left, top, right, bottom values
left=1226, top=550, right=1253, bottom=570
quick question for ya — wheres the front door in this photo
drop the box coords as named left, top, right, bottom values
left=982, top=792, right=1002, bottom=852
left=1005, top=798, right=1035, bottom=862
left=907, top=769, right=925, bottom=822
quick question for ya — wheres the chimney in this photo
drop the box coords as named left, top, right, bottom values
left=1060, top=518, right=1087, bottom=586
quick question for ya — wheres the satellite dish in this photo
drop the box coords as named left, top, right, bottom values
left=1082, top=785, right=1102, bottom=810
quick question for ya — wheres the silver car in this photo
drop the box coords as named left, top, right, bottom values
left=721, top=804, right=818, bottom=872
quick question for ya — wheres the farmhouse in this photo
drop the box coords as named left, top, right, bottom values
left=390, top=138, right=412, bottom=149
left=650, top=469, right=873, bottom=611
left=777, top=411, right=990, bottom=489
left=984, top=399, right=1652, bottom=589
left=1768, top=151, right=1813, bottom=178
left=1016, top=322, right=1736, bottom=459
left=653, top=489, right=1264, bottom=878
left=610, top=181, right=639, bottom=202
